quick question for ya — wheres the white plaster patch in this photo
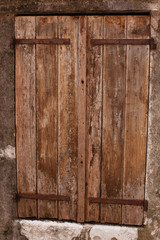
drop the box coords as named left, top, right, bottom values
left=18, top=220, right=83, bottom=240
left=0, top=145, right=15, bottom=159
left=144, top=217, right=152, bottom=226
left=90, top=225, right=138, bottom=240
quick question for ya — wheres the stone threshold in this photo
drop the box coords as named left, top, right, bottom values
left=13, top=220, right=138, bottom=240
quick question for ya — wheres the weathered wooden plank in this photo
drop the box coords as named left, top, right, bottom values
left=122, top=15, right=150, bottom=225
left=58, top=16, right=78, bottom=220
left=36, top=16, right=58, bottom=219
left=77, top=16, right=87, bottom=223
left=15, top=16, right=35, bottom=39
left=101, top=16, right=126, bottom=224
left=15, top=16, right=37, bottom=217
left=86, top=16, right=103, bottom=222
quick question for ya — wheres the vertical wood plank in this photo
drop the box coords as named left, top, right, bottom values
left=15, top=16, right=37, bottom=217
left=122, top=16, right=150, bottom=225
left=36, top=16, right=58, bottom=218
left=58, top=16, right=78, bottom=220
left=101, top=16, right=126, bottom=224
left=77, top=16, right=87, bottom=223
left=86, top=16, right=103, bottom=222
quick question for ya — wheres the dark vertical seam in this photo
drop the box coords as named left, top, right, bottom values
left=144, top=14, right=151, bottom=222
left=121, top=15, right=128, bottom=225
left=84, top=16, right=87, bottom=222
left=57, top=15, right=59, bottom=220
left=85, top=16, right=88, bottom=222
left=14, top=15, right=18, bottom=218
left=35, top=16, right=38, bottom=219
left=100, top=15, right=104, bottom=223
left=77, top=16, right=80, bottom=221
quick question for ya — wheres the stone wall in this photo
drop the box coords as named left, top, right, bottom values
left=0, top=1, right=160, bottom=239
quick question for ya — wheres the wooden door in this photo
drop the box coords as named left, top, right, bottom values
left=15, top=15, right=150, bottom=225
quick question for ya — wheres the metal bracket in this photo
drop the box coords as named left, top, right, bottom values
left=89, top=197, right=148, bottom=211
left=91, top=38, right=156, bottom=50
left=16, top=193, right=70, bottom=202
left=11, top=38, right=70, bottom=49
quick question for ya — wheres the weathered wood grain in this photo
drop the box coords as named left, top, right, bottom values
left=101, top=16, right=126, bottom=224
left=36, top=16, right=58, bottom=218
left=15, top=16, right=37, bottom=217
left=86, top=16, right=103, bottom=222
left=122, top=15, right=149, bottom=225
left=15, top=15, right=149, bottom=225
left=58, top=16, right=78, bottom=220
left=77, top=16, right=87, bottom=222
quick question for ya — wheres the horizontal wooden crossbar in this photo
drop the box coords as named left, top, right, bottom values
left=14, top=38, right=70, bottom=45
left=89, top=197, right=148, bottom=211
left=91, top=38, right=156, bottom=50
left=16, top=193, right=70, bottom=201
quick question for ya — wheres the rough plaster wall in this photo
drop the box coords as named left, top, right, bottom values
left=141, top=9, right=160, bottom=240
left=0, top=0, right=159, bottom=13
left=0, top=12, right=17, bottom=240
left=0, top=1, right=160, bottom=240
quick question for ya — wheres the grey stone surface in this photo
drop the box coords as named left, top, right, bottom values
left=0, top=1, right=160, bottom=240
left=13, top=220, right=138, bottom=240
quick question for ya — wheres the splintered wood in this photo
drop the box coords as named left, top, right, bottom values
left=16, top=15, right=149, bottom=225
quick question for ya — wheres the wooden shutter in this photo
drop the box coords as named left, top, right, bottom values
left=16, top=15, right=150, bottom=225
left=86, top=15, right=149, bottom=225
left=16, top=16, right=80, bottom=220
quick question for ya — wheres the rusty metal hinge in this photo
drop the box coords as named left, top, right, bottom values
left=89, top=197, right=148, bottom=211
left=16, top=193, right=70, bottom=202
left=11, top=38, right=70, bottom=49
left=91, top=38, right=156, bottom=50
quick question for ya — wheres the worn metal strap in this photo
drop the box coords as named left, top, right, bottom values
left=89, top=197, right=148, bottom=211
left=16, top=193, right=70, bottom=201
left=14, top=38, right=70, bottom=45
left=91, top=38, right=156, bottom=50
